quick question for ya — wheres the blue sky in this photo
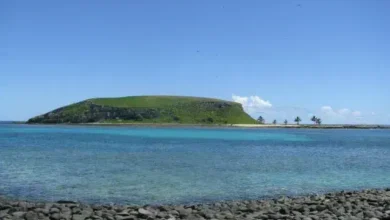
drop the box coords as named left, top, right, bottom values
left=1, top=0, right=389, bottom=124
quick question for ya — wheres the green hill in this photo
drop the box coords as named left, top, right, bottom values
left=27, top=96, right=256, bottom=124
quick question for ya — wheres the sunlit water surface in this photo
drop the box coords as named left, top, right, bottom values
left=0, top=124, right=389, bottom=204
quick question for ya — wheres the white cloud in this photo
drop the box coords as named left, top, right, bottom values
left=232, top=95, right=272, bottom=114
left=230, top=96, right=379, bottom=124
left=231, top=95, right=248, bottom=106
left=317, top=106, right=363, bottom=124
left=338, top=108, right=351, bottom=115
left=352, top=111, right=361, bottom=117
left=249, top=96, right=272, bottom=108
left=321, top=106, right=333, bottom=113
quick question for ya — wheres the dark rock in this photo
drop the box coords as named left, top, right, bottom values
left=94, top=210, right=103, bottom=216
left=44, top=203, right=53, bottom=210
left=72, top=210, right=92, bottom=220
left=116, top=210, right=130, bottom=216
left=168, top=210, right=179, bottom=216
left=50, top=207, right=60, bottom=213
left=156, top=211, right=168, bottom=218
left=334, top=207, right=345, bottom=216
left=11, top=211, right=26, bottom=218
left=177, top=207, right=192, bottom=217
left=365, top=211, right=376, bottom=218
left=92, top=205, right=104, bottom=211
left=376, top=211, right=384, bottom=218
left=221, top=211, right=234, bottom=219
left=25, top=211, right=38, bottom=220
left=1, top=215, right=11, bottom=220
left=9, top=207, right=22, bottom=213
left=316, top=205, right=327, bottom=212
left=355, top=212, right=364, bottom=218
left=213, top=203, right=222, bottom=208
left=158, top=206, right=169, bottom=212
left=72, top=214, right=87, bottom=220
left=61, top=211, right=72, bottom=220
left=213, top=213, right=224, bottom=219
left=292, top=210, right=303, bottom=216
left=114, top=215, right=130, bottom=220
left=0, top=209, right=10, bottom=218
left=38, top=212, right=48, bottom=219
left=137, top=208, right=153, bottom=218
left=199, top=209, right=215, bottom=219
left=102, top=213, right=114, bottom=220
left=128, top=210, right=138, bottom=215
left=279, top=206, right=290, bottom=214
left=91, top=215, right=103, bottom=220
left=34, top=208, right=49, bottom=215
left=267, top=213, right=284, bottom=219
left=51, top=213, right=61, bottom=220
left=72, top=207, right=82, bottom=214
left=16, top=202, right=29, bottom=211
left=0, top=205, right=12, bottom=211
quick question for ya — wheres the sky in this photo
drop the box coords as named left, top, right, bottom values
left=1, top=0, right=389, bottom=124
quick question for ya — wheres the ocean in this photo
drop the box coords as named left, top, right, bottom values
left=0, top=124, right=389, bottom=205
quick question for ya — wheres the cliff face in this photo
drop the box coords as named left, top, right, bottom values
left=27, top=96, right=256, bottom=124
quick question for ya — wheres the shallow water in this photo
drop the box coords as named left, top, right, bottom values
left=0, top=124, right=389, bottom=205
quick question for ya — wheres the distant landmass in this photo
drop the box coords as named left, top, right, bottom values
left=0, top=121, right=12, bottom=124
left=0, top=121, right=25, bottom=124
left=27, top=96, right=256, bottom=124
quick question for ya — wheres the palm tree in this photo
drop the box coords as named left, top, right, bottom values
left=316, top=118, right=322, bottom=125
left=257, top=116, right=265, bottom=124
left=311, top=116, right=317, bottom=124
left=284, top=119, right=288, bottom=125
left=294, top=116, right=301, bottom=125
left=272, top=119, right=277, bottom=125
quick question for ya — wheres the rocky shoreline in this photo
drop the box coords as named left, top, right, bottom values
left=1, top=189, right=390, bottom=220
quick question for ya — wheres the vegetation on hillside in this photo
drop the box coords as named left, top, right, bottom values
left=27, top=96, right=256, bottom=124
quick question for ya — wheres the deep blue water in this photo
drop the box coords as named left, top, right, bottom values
left=0, top=124, right=390, bottom=205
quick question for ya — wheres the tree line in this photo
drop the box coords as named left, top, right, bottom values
left=257, top=115, right=322, bottom=125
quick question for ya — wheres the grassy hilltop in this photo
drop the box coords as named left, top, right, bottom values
left=27, top=96, right=256, bottom=124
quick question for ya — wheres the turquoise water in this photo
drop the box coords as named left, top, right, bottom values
left=0, top=124, right=390, bottom=205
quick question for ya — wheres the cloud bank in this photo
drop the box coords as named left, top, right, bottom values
left=314, top=106, right=363, bottom=124
left=231, top=94, right=383, bottom=124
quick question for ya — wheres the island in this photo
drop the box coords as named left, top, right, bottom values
left=27, top=96, right=256, bottom=124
